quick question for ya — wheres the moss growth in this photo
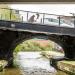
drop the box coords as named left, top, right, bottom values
left=57, top=60, right=75, bottom=74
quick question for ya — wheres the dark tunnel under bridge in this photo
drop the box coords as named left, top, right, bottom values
left=0, top=29, right=75, bottom=67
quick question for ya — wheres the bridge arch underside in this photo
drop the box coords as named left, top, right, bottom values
left=0, top=30, right=75, bottom=67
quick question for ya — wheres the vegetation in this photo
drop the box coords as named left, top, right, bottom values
left=14, top=40, right=53, bottom=53
left=0, top=4, right=21, bottom=21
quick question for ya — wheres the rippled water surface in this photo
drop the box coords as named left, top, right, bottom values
left=0, top=52, right=68, bottom=75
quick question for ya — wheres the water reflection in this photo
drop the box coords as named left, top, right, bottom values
left=0, top=52, right=68, bottom=75
left=16, top=52, right=56, bottom=75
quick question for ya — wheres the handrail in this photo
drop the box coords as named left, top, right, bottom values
left=0, top=8, right=74, bottom=28
left=0, top=8, right=67, bottom=17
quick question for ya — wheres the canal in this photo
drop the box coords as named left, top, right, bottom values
left=0, top=52, right=69, bottom=75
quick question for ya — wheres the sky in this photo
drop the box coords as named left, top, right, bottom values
left=10, top=4, right=75, bottom=16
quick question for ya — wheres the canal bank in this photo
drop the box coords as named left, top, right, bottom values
left=41, top=51, right=75, bottom=74
left=0, top=51, right=74, bottom=75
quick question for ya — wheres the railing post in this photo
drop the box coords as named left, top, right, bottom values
left=27, top=12, right=29, bottom=22
left=58, top=16, right=60, bottom=26
left=10, top=9, right=12, bottom=21
left=21, top=16, right=23, bottom=22
left=41, top=18, right=42, bottom=23
left=43, top=13, right=45, bottom=24
left=73, top=16, right=75, bottom=28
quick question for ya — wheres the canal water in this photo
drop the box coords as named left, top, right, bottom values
left=0, top=52, right=68, bottom=75
left=16, top=52, right=56, bottom=75
left=0, top=67, right=68, bottom=75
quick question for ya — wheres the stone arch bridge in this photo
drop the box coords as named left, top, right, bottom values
left=0, top=8, right=75, bottom=66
